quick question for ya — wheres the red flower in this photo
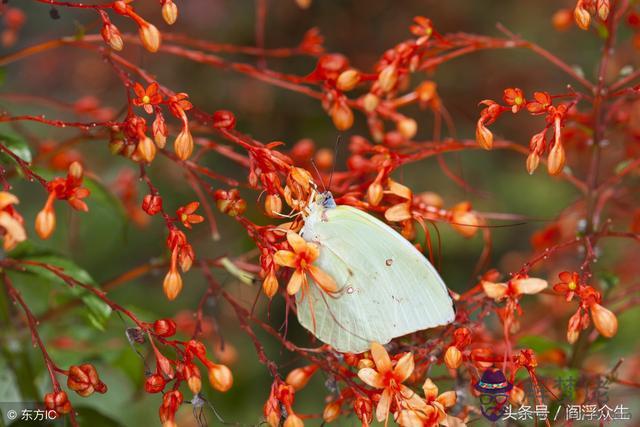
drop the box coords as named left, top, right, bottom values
left=553, top=271, right=581, bottom=301
left=133, top=82, right=162, bottom=114
left=168, top=92, right=193, bottom=120
left=503, top=87, right=526, bottom=113
left=176, top=202, right=204, bottom=229
left=526, top=91, right=552, bottom=114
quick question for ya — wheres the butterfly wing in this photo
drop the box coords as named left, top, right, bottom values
left=297, top=205, right=455, bottom=353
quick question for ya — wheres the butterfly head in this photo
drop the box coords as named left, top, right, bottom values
left=314, top=191, right=336, bottom=209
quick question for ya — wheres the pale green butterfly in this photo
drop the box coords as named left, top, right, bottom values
left=295, top=190, right=455, bottom=354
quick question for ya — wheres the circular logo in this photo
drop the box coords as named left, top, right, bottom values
left=6, top=409, right=17, bottom=420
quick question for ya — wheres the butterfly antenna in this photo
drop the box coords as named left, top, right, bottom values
left=328, top=134, right=341, bottom=192
left=310, top=158, right=326, bottom=192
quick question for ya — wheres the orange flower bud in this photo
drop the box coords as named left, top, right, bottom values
left=323, top=401, right=341, bottom=423
left=265, top=194, right=283, bottom=218
left=378, top=64, right=398, bottom=92
left=295, top=0, right=312, bottom=9
left=597, top=0, right=610, bottom=21
left=101, top=23, right=123, bottom=51
left=153, top=115, right=168, bottom=148
left=162, top=0, right=178, bottom=25
left=362, top=93, right=380, bottom=112
left=475, top=119, right=493, bottom=150
left=262, top=271, right=279, bottom=298
left=444, top=345, right=462, bottom=369
left=416, top=81, right=437, bottom=103
left=182, top=363, right=202, bottom=394
left=68, top=161, right=83, bottom=180
left=314, top=148, right=334, bottom=170
left=552, top=9, right=573, bottom=31
left=174, top=128, right=194, bottom=160
left=264, top=397, right=281, bottom=427
left=285, top=365, right=318, bottom=391
left=367, top=181, right=383, bottom=206
left=136, top=137, right=157, bottom=163
left=336, top=69, right=360, bottom=91
left=44, top=391, right=72, bottom=415
left=397, top=118, right=417, bottom=139
left=330, top=101, right=354, bottom=131
left=163, top=269, right=183, bottom=300
left=509, top=386, right=526, bottom=406
left=451, top=203, right=479, bottom=238
left=208, top=363, right=233, bottom=392
left=590, top=303, right=618, bottom=338
left=284, top=413, right=304, bottom=427
left=526, top=152, right=540, bottom=175
left=567, top=328, right=580, bottom=344
left=139, top=22, right=161, bottom=52
left=547, top=142, right=565, bottom=175
left=35, top=206, right=56, bottom=240
left=574, top=4, right=591, bottom=30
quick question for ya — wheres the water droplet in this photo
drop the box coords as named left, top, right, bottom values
left=346, top=286, right=354, bottom=294
left=385, top=258, right=393, bottom=266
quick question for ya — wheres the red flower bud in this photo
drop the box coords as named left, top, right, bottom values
left=153, top=319, right=177, bottom=337
left=67, top=364, right=107, bottom=397
left=212, top=110, right=236, bottom=130
left=142, top=194, right=163, bottom=215
left=145, top=373, right=166, bottom=393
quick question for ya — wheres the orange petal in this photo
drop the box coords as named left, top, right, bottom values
left=133, top=82, right=146, bottom=98
left=273, top=250, right=297, bottom=268
left=0, top=212, right=26, bottom=243
left=384, top=203, right=412, bottom=222
left=422, top=378, right=438, bottom=401
left=357, top=368, right=385, bottom=389
left=0, top=192, right=19, bottom=210
left=436, top=391, right=457, bottom=408
left=286, top=231, right=308, bottom=254
left=306, top=242, right=320, bottom=261
left=399, top=385, right=428, bottom=412
left=370, top=342, right=392, bottom=373
left=287, top=270, right=305, bottom=295
left=308, top=265, right=338, bottom=293
left=376, top=388, right=392, bottom=423
left=481, top=281, right=508, bottom=300
left=395, top=410, right=424, bottom=427
left=512, top=277, right=547, bottom=295
left=393, top=352, right=415, bottom=383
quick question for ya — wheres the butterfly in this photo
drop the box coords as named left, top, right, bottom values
left=294, top=190, right=455, bottom=353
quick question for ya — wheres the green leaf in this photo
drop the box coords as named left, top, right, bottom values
left=0, top=134, right=32, bottom=165
left=8, top=243, right=112, bottom=330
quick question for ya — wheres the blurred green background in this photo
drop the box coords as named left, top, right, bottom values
left=1, top=0, right=639, bottom=426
